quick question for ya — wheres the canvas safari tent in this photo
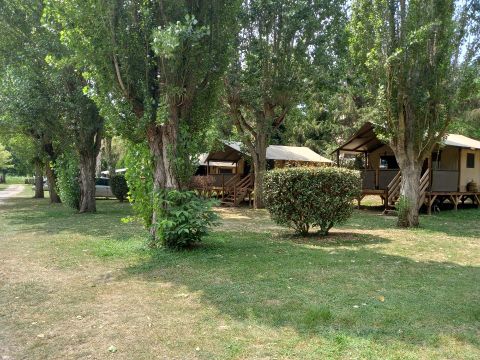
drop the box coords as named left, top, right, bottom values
left=193, top=141, right=332, bottom=206
left=334, top=122, right=480, bottom=213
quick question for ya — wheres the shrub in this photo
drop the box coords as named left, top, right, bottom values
left=153, top=190, right=219, bottom=249
left=264, top=167, right=361, bottom=236
left=123, top=142, right=218, bottom=250
left=110, top=175, right=129, bottom=202
left=55, top=154, right=80, bottom=210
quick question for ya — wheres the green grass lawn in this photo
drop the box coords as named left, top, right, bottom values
left=1, top=186, right=479, bottom=359
left=4, top=175, right=28, bottom=184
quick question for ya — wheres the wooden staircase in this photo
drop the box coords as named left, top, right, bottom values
left=384, top=170, right=430, bottom=212
left=221, top=174, right=253, bottom=207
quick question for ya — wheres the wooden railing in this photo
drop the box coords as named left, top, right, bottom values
left=224, top=174, right=241, bottom=188
left=224, top=174, right=253, bottom=206
left=361, top=169, right=399, bottom=190
left=385, top=169, right=430, bottom=209
left=386, top=171, right=401, bottom=205
left=418, top=170, right=430, bottom=208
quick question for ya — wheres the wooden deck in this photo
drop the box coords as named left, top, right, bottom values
left=426, top=191, right=480, bottom=214
left=360, top=188, right=480, bottom=214
left=190, top=174, right=254, bottom=207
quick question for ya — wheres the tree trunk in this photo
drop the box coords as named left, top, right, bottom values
left=95, top=148, right=102, bottom=178
left=105, top=136, right=115, bottom=178
left=0, top=171, right=5, bottom=184
left=34, top=160, right=44, bottom=199
left=250, top=113, right=270, bottom=209
left=45, top=163, right=61, bottom=203
left=147, top=123, right=179, bottom=242
left=252, top=138, right=267, bottom=209
left=397, top=161, right=422, bottom=227
left=79, top=153, right=97, bottom=213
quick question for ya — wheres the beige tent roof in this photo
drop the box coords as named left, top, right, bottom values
left=444, top=134, right=480, bottom=150
left=266, top=145, right=332, bottom=163
left=197, top=154, right=236, bottom=167
left=334, top=122, right=480, bottom=153
left=201, top=141, right=332, bottom=164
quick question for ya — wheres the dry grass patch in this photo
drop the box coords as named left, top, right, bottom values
left=0, top=186, right=479, bottom=359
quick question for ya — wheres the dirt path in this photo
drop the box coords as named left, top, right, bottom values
left=0, top=185, right=24, bottom=204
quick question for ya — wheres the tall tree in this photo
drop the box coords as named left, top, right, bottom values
left=59, top=68, right=104, bottom=212
left=0, top=0, right=63, bottom=202
left=349, top=0, right=479, bottom=227
left=46, top=0, right=239, bottom=239
left=0, top=1, right=106, bottom=211
left=0, top=143, right=13, bottom=183
left=225, top=0, right=347, bottom=208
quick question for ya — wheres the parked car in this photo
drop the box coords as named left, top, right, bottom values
left=32, top=177, right=114, bottom=198
left=31, top=178, right=49, bottom=192
left=95, top=177, right=114, bottom=198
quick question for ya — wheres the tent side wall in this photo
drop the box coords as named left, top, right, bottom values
left=459, top=149, right=480, bottom=192
left=208, top=158, right=246, bottom=175
left=367, top=145, right=396, bottom=169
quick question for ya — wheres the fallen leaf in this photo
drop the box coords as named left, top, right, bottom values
left=377, top=295, right=385, bottom=302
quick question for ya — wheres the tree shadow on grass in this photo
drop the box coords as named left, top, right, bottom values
left=277, top=231, right=391, bottom=248
left=0, top=196, right=139, bottom=241
left=121, top=231, right=480, bottom=350
left=344, top=207, right=480, bottom=239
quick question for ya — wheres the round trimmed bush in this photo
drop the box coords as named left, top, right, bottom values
left=264, top=167, right=361, bottom=236
left=110, top=174, right=129, bottom=202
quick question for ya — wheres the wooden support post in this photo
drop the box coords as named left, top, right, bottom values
left=450, top=195, right=458, bottom=211
left=384, top=188, right=389, bottom=210
left=457, top=148, right=461, bottom=192
left=427, top=195, right=437, bottom=215
left=428, top=155, right=432, bottom=189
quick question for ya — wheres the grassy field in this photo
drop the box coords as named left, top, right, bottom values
left=0, top=186, right=479, bottom=359
left=4, top=175, right=28, bottom=184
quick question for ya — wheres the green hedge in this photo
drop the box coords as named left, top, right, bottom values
left=110, top=174, right=129, bottom=202
left=264, top=167, right=361, bottom=235
left=55, top=154, right=81, bottom=210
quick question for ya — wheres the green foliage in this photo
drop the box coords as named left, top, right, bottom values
left=225, top=0, right=348, bottom=207
left=348, top=0, right=479, bottom=227
left=45, top=0, right=239, bottom=171
left=55, top=153, right=80, bottom=210
left=124, top=142, right=154, bottom=228
left=264, top=167, right=361, bottom=236
left=0, top=143, right=13, bottom=170
left=152, top=190, right=219, bottom=249
left=348, top=0, right=474, bottom=153
left=124, top=142, right=218, bottom=249
left=110, top=175, right=129, bottom=202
